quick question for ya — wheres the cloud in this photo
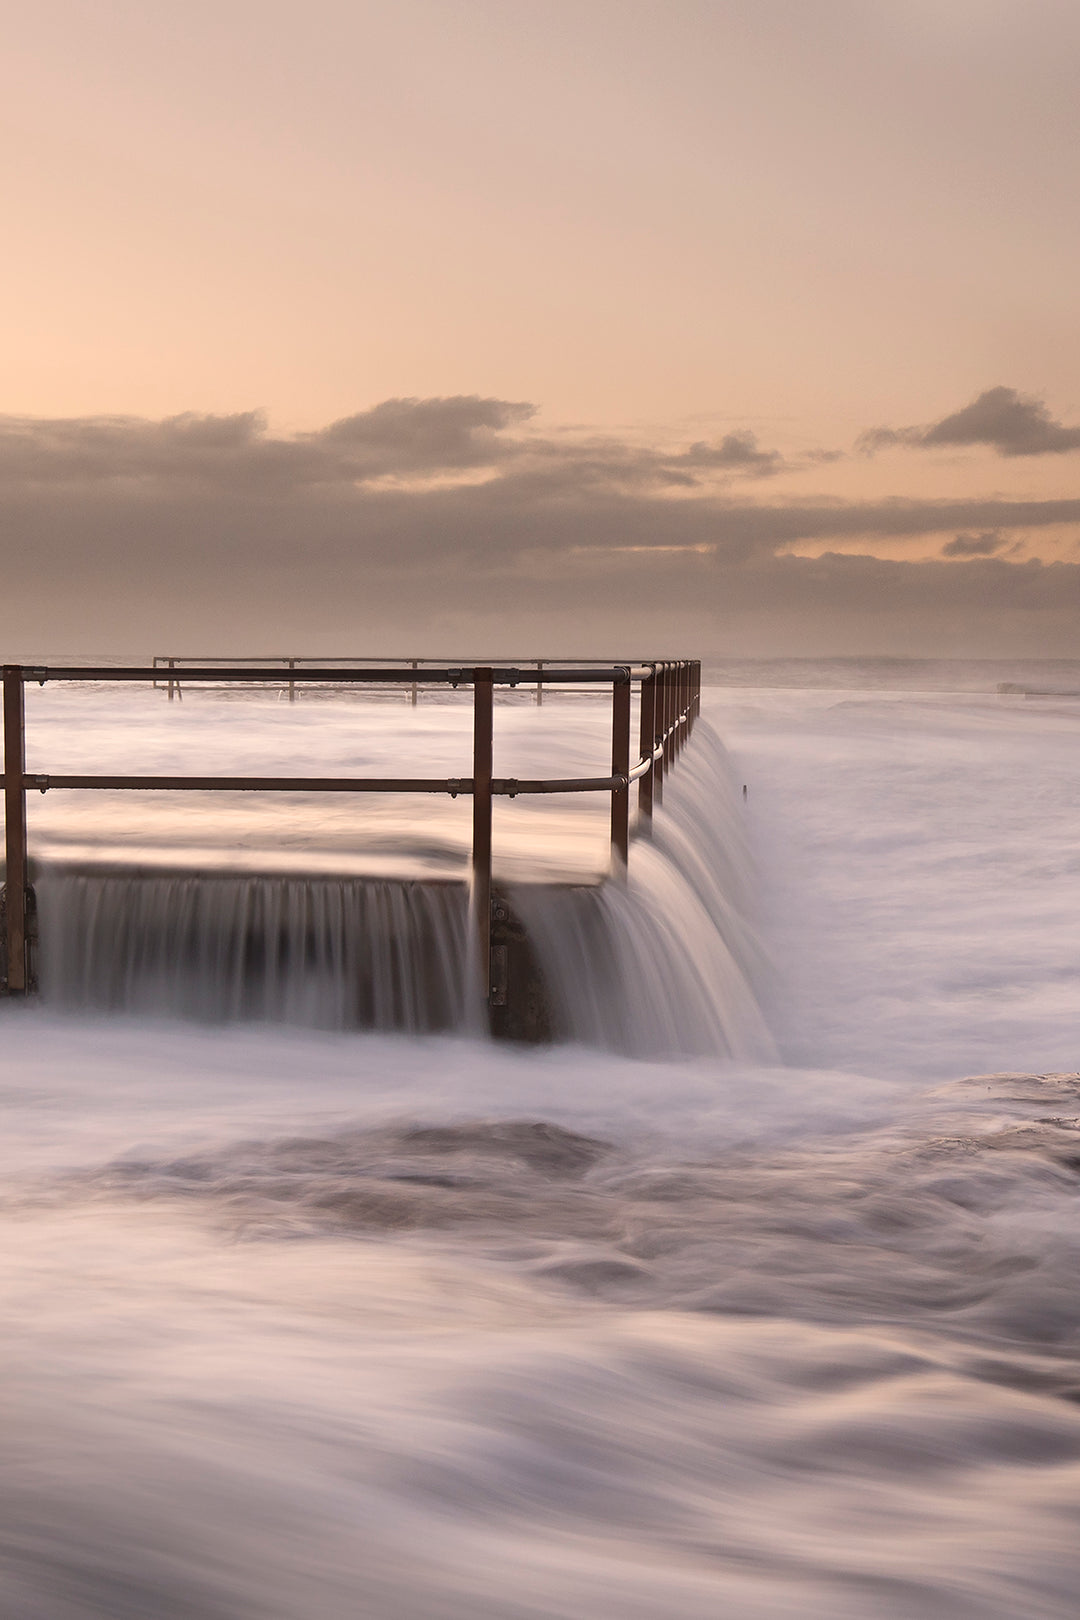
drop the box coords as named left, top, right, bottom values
left=0, top=400, right=789, bottom=495
left=860, top=387, right=1080, bottom=458
left=678, top=432, right=783, bottom=476
left=0, top=398, right=542, bottom=488
left=0, top=410, right=269, bottom=484
left=310, top=396, right=536, bottom=474
left=2, top=400, right=1079, bottom=655
left=941, top=530, right=1007, bottom=557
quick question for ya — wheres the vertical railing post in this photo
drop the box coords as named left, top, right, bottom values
left=471, top=667, right=494, bottom=1005
left=410, top=660, right=419, bottom=707
left=637, top=667, right=656, bottom=827
left=536, top=660, right=543, bottom=707
left=288, top=657, right=296, bottom=703
left=670, top=661, right=677, bottom=757
left=654, top=663, right=666, bottom=806
left=167, top=658, right=176, bottom=702
left=673, top=662, right=682, bottom=755
left=610, top=670, right=631, bottom=872
left=3, top=666, right=28, bottom=993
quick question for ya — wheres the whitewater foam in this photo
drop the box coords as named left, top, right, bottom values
left=3, top=680, right=1080, bottom=1618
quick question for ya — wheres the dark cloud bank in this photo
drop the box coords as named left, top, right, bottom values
left=941, top=531, right=1010, bottom=559
left=861, top=387, right=1080, bottom=458
left=1, top=395, right=1078, bottom=657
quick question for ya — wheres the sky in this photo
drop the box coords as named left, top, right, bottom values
left=2, top=0, right=1079, bottom=656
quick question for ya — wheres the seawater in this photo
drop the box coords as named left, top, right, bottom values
left=1, top=673, right=1080, bottom=1618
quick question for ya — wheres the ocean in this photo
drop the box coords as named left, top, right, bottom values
left=1, top=663, right=1079, bottom=1618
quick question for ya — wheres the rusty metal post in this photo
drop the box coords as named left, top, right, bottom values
left=654, top=663, right=666, bottom=805
left=471, top=667, right=494, bottom=1003
left=638, top=668, right=656, bottom=826
left=666, top=662, right=675, bottom=789
left=3, top=667, right=28, bottom=993
left=536, top=660, right=543, bottom=707
left=410, top=660, right=418, bottom=707
left=673, top=662, right=681, bottom=756
left=610, top=672, right=631, bottom=872
left=664, top=661, right=676, bottom=769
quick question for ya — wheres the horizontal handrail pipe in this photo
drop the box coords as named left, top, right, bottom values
left=149, top=655, right=645, bottom=668
left=1, top=773, right=637, bottom=796
left=26, top=665, right=646, bottom=687
left=493, top=775, right=629, bottom=797
left=1, top=658, right=704, bottom=1019
left=6, top=775, right=473, bottom=795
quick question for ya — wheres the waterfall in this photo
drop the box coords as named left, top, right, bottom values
left=31, top=723, right=770, bottom=1056
left=35, top=872, right=469, bottom=1033
left=510, top=721, right=775, bottom=1060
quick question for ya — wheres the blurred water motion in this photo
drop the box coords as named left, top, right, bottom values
left=19, top=683, right=618, bottom=880
left=25, top=687, right=770, bottom=1059
left=2, top=674, right=1080, bottom=1617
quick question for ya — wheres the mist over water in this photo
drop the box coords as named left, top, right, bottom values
left=2, top=669, right=1080, bottom=1617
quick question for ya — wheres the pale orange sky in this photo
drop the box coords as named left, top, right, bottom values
left=2, top=1, right=1079, bottom=653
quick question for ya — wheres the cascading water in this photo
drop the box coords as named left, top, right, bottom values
left=31, top=723, right=770, bottom=1055
left=6, top=677, right=1080, bottom=1620
left=36, top=872, right=469, bottom=1032
left=511, top=722, right=774, bottom=1059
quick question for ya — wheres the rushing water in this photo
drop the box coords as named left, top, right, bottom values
left=2, top=673, right=1080, bottom=1618
left=37, top=871, right=471, bottom=1031
left=28, top=690, right=771, bottom=1058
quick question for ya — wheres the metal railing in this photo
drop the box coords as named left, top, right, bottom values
left=1, top=660, right=701, bottom=1000
left=151, top=655, right=602, bottom=707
